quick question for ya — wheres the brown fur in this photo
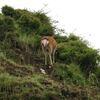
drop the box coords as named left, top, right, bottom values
left=41, top=36, right=57, bottom=65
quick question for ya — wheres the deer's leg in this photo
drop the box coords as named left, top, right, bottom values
left=53, top=49, right=56, bottom=64
left=42, top=46, right=47, bottom=65
left=44, top=53, right=47, bottom=65
left=53, top=51, right=55, bottom=64
left=49, top=53, right=53, bottom=65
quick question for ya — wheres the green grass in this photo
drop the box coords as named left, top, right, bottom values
left=18, top=34, right=35, bottom=44
left=0, top=63, right=99, bottom=100
left=52, top=63, right=86, bottom=85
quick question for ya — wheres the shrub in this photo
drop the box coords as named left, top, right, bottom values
left=88, top=73, right=99, bottom=86
left=38, top=24, right=54, bottom=36
left=34, top=11, right=54, bottom=36
left=2, top=5, right=15, bottom=17
left=34, top=11, right=50, bottom=24
left=67, top=33, right=80, bottom=41
left=94, top=66, right=100, bottom=86
left=56, top=35, right=100, bottom=77
left=79, top=48, right=99, bottom=76
left=52, top=63, right=86, bottom=85
left=18, top=14, right=41, bottom=33
left=55, top=35, right=68, bottom=43
left=0, top=16, right=15, bottom=40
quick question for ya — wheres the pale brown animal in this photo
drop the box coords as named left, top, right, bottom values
left=41, top=36, right=57, bottom=66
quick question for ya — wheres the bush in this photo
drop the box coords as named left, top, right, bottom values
left=56, top=35, right=100, bottom=77
left=57, top=39, right=87, bottom=64
left=52, top=63, right=86, bottom=85
left=79, top=48, right=99, bottom=76
left=34, top=11, right=54, bottom=36
left=2, top=5, right=15, bottom=17
left=55, top=35, right=68, bottom=43
left=94, top=66, right=100, bottom=86
left=38, top=24, right=54, bottom=36
left=34, top=11, right=50, bottom=24
left=18, top=14, right=41, bottom=33
left=67, top=33, right=80, bottom=41
left=0, top=16, right=15, bottom=40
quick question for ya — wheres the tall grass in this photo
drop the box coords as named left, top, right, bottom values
left=18, top=34, right=35, bottom=44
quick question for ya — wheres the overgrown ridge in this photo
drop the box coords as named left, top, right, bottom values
left=0, top=58, right=33, bottom=76
left=0, top=57, right=99, bottom=100
left=0, top=56, right=51, bottom=76
left=0, top=5, right=100, bottom=100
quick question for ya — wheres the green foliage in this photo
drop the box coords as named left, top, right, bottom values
left=18, top=34, right=41, bottom=51
left=18, top=34, right=34, bottom=44
left=2, top=5, right=15, bottom=17
left=94, top=66, right=100, bottom=85
left=88, top=73, right=99, bottom=86
left=0, top=70, right=99, bottom=100
left=52, top=63, right=86, bottom=85
left=13, top=9, right=33, bottom=20
left=1, top=6, right=54, bottom=36
left=32, top=35, right=41, bottom=50
left=0, top=73, right=61, bottom=99
left=57, top=34, right=100, bottom=76
left=79, top=48, right=99, bottom=76
left=0, top=5, right=55, bottom=65
left=39, top=24, right=54, bottom=36
left=0, top=73, right=18, bottom=85
left=34, top=11, right=54, bottom=36
left=55, top=34, right=68, bottom=43
left=67, top=33, right=80, bottom=41
left=18, top=14, right=41, bottom=33
left=57, top=39, right=87, bottom=64
left=0, top=16, right=15, bottom=40
left=34, top=11, right=50, bottom=24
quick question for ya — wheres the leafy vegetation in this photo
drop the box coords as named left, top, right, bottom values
left=0, top=5, right=100, bottom=99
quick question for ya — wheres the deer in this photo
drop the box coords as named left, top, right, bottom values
left=41, top=36, right=57, bottom=67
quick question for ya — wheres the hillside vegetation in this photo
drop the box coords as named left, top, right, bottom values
left=0, top=5, right=100, bottom=100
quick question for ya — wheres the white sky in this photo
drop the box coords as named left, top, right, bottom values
left=0, top=0, right=100, bottom=49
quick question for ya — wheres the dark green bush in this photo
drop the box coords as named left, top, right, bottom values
left=55, top=35, right=68, bottom=43
left=34, top=11, right=54, bottom=36
left=52, top=63, right=86, bottom=85
left=2, top=5, right=15, bottom=17
left=34, top=11, right=50, bottom=24
left=57, top=35, right=100, bottom=76
left=95, top=67, right=100, bottom=86
left=38, top=24, right=54, bottom=36
left=0, top=16, right=15, bottom=40
left=67, top=33, right=80, bottom=41
left=79, top=48, right=99, bottom=76
left=13, top=9, right=31, bottom=20
left=57, top=39, right=87, bottom=64
left=3, top=16, right=15, bottom=31
left=18, top=14, right=41, bottom=33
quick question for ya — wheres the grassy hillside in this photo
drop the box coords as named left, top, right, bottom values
left=0, top=5, right=100, bottom=100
